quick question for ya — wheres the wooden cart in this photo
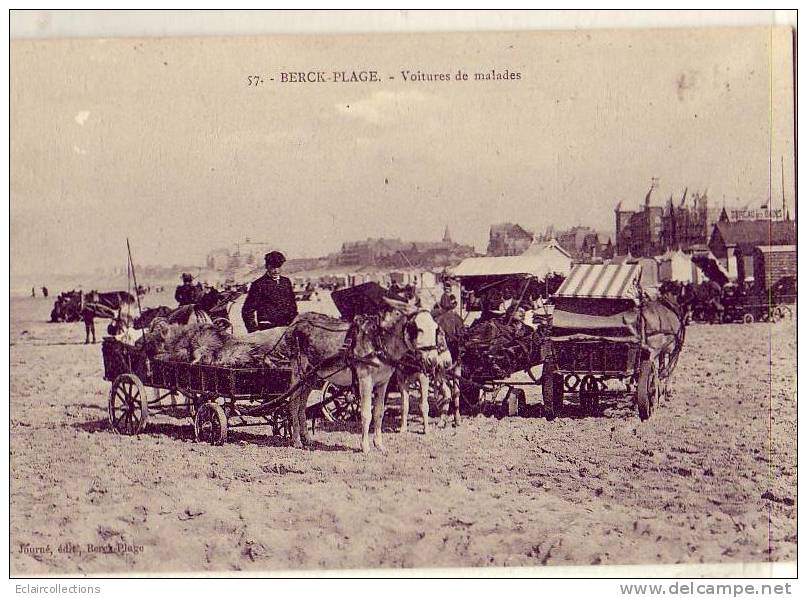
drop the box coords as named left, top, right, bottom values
left=101, top=337, right=321, bottom=444
left=542, top=263, right=685, bottom=421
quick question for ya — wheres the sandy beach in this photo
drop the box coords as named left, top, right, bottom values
left=10, top=293, right=796, bottom=574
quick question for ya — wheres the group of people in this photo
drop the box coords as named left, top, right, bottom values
left=179, top=250, right=532, bottom=357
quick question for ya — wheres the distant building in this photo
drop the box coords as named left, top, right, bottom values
left=332, top=238, right=407, bottom=266
left=487, top=223, right=534, bottom=256
left=661, top=191, right=723, bottom=253
left=206, top=248, right=231, bottom=271
left=329, top=226, right=475, bottom=268
left=206, top=237, right=276, bottom=273
left=536, top=225, right=613, bottom=261
left=747, top=245, right=796, bottom=291
left=615, top=182, right=721, bottom=257
left=708, top=219, right=796, bottom=282
left=580, top=232, right=614, bottom=261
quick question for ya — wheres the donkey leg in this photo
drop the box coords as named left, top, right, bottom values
left=372, top=381, right=389, bottom=450
left=358, top=376, right=373, bottom=453
left=289, top=392, right=304, bottom=449
left=298, top=383, right=313, bottom=446
left=418, top=373, right=430, bottom=435
left=399, top=372, right=409, bottom=433
left=437, top=379, right=450, bottom=429
left=452, top=376, right=461, bottom=427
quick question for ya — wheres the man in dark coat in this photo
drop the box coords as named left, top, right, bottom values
left=175, top=273, right=199, bottom=306
left=241, top=251, right=298, bottom=332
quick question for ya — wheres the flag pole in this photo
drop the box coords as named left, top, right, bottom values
left=126, top=238, right=144, bottom=319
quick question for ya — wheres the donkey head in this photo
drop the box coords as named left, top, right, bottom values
left=379, top=297, right=442, bottom=367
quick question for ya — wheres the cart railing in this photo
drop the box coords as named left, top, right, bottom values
left=552, top=339, right=642, bottom=376
left=102, top=337, right=292, bottom=399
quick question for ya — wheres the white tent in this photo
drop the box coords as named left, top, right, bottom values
left=522, top=237, right=572, bottom=258
left=658, top=250, right=696, bottom=283
left=453, top=241, right=572, bottom=278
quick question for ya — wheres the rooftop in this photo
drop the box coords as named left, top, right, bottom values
left=714, top=219, right=796, bottom=248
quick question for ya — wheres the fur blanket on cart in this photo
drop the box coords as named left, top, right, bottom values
left=132, top=321, right=290, bottom=367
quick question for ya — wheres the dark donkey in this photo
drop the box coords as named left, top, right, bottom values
left=638, top=289, right=687, bottom=383
left=284, top=298, right=442, bottom=453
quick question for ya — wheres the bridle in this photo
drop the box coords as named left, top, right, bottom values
left=401, top=309, right=440, bottom=353
left=287, top=309, right=444, bottom=391
left=351, top=309, right=439, bottom=370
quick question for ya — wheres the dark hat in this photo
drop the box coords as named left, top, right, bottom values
left=264, top=251, right=286, bottom=268
left=439, top=293, right=457, bottom=310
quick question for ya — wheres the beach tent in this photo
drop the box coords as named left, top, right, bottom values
left=658, top=250, right=697, bottom=283
left=608, top=255, right=659, bottom=288
left=453, top=240, right=572, bottom=279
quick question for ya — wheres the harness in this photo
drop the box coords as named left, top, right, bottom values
left=292, top=309, right=439, bottom=394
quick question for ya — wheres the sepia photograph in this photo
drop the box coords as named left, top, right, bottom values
left=8, top=10, right=797, bottom=579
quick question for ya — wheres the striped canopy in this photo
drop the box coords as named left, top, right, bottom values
left=554, top=263, right=642, bottom=299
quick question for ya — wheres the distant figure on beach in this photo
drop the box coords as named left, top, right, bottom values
left=31, top=287, right=35, bottom=298
left=41, top=286, right=48, bottom=298
left=81, top=291, right=98, bottom=344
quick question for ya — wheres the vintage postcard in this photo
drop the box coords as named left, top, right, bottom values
left=9, top=18, right=796, bottom=578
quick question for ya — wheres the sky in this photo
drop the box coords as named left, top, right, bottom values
left=10, top=26, right=795, bottom=283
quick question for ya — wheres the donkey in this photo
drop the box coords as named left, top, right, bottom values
left=397, top=326, right=460, bottom=434
left=641, top=291, right=686, bottom=373
left=284, top=298, right=441, bottom=453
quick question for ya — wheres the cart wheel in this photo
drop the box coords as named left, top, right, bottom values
left=108, top=374, right=149, bottom=435
left=270, top=408, right=291, bottom=438
left=194, top=402, right=228, bottom=445
left=180, top=391, right=204, bottom=420
left=579, top=375, right=599, bottom=415
left=636, top=359, right=658, bottom=422
left=319, top=382, right=359, bottom=422
left=742, top=313, right=755, bottom=324
left=778, top=306, right=793, bottom=320
left=541, top=364, right=562, bottom=421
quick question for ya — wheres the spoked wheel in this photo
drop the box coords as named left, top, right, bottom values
left=264, top=407, right=291, bottom=437
left=636, top=359, right=658, bottom=422
left=319, top=382, right=359, bottom=422
left=778, top=306, right=793, bottom=320
left=108, top=374, right=149, bottom=435
left=742, top=313, right=755, bottom=324
left=579, top=375, right=601, bottom=416
left=194, top=402, right=228, bottom=445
